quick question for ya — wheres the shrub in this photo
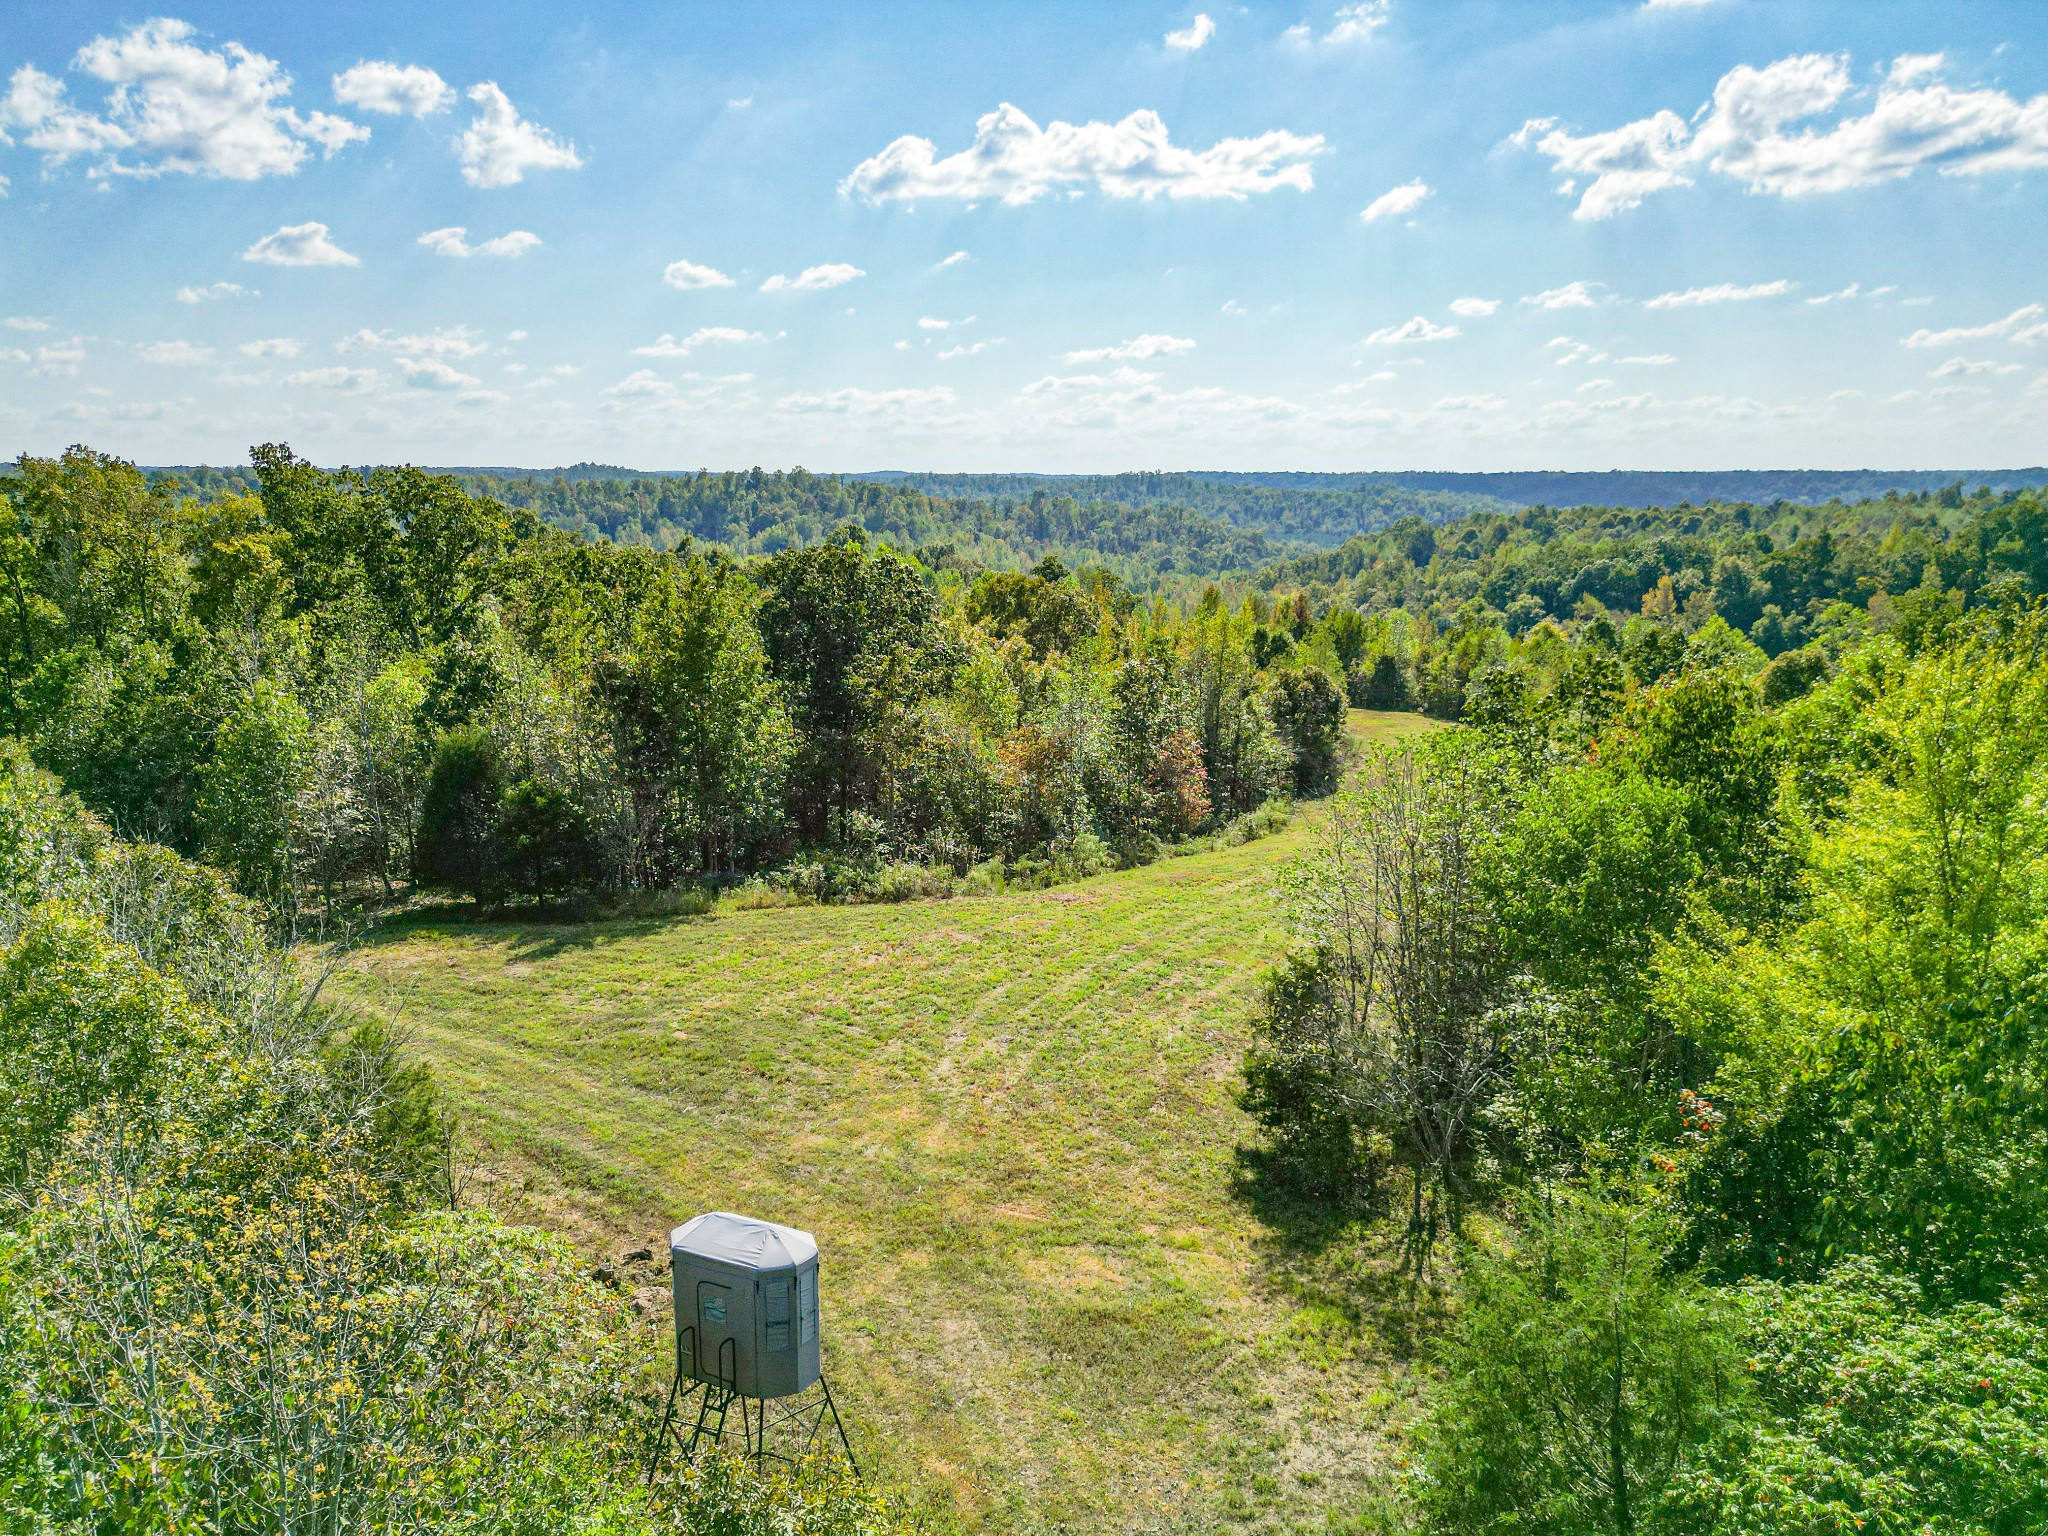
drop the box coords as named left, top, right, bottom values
left=497, top=776, right=605, bottom=900
left=1667, top=1259, right=2048, bottom=1534
left=1413, top=1190, right=1748, bottom=1536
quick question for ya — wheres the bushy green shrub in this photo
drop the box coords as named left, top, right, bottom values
left=1667, top=1260, right=2048, bottom=1534
left=1413, top=1191, right=1748, bottom=1536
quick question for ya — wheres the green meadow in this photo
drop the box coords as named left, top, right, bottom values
left=332, top=712, right=1433, bottom=1534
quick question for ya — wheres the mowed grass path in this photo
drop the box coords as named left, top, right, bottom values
left=332, top=713, right=1434, bottom=1533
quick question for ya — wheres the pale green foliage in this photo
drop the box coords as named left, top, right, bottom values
left=1669, top=613, right=2048, bottom=1296
left=629, top=560, right=794, bottom=871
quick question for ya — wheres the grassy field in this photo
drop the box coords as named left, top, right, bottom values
left=332, top=711, right=1437, bottom=1534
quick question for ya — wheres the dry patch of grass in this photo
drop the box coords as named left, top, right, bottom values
left=331, top=711, right=1439, bottom=1534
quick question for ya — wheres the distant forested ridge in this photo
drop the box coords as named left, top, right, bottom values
left=1254, top=483, right=2048, bottom=656
left=866, top=465, right=2048, bottom=509
left=143, top=462, right=1293, bottom=587
left=144, top=465, right=2048, bottom=579
left=856, top=471, right=1516, bottom=546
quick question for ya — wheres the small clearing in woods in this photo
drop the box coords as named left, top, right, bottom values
left=332, top=710, right=1438, bottom=1534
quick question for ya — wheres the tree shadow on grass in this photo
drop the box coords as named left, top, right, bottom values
left=1233, top=1150, right=1454, bottom=1366
left=337, top=898, right=716, bottom=962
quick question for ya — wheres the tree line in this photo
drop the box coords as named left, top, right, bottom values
left=2, top=445, right=1354, bottom=920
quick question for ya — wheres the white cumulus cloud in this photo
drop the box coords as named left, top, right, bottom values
left=31, top=340, right=85, bottom=376
left=936, top=250, right=970, bottom=268
left=395, top=356, right=480, bottom=389
left=418, top=226, right=542, bottom=259
left=1166, top=14, right=1216, bottom=51
left=1518, top=52, right=2048, bottom=220
left=1327, top=2, right=1393, bottom=44
left=1286, top=2, right=1392, bottom=47
left=662, top=259, right=736, bottom=290
left=339, top=325, right=487, bottom=358
left=760, top=263, right=864, bottom=293
left=0, top=19, right=365, bottom=181
left=1449, top=297, right=1500, bottom=317
left=457, top=82, right=581, bottom=187
left=841, top=103, right=1325, bottom=204
left=137, top=340, right=215, bottom=365
left=1643, top=279, right=1795, bottom=309
left=1063, top=333, right=1196, bottom=363
left=175, top=281, right=249, bottom=303
left=1363, top=316, right=1459, bottom=345
left=4, top=317, right=51, bottom=330
left=332, top=61, right=452, bottom=116
left=1522, top=281, right=1601, bottom=309
left=602, top=369, right=674, bottom=400
left=1361, top=177, right=1431, bottom=222
left=239, top=337, right=299, bottom=357
left=631, top=327, right=770, bottom=356
left=286, top=365, right=378, bottom=390
left=243, top=221, right=359, bottom=267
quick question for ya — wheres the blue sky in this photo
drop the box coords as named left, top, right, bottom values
left=2, top=0, right=2045, bottom=471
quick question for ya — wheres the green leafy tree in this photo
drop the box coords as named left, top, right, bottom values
left=1417, top=1191, right=1747, bottom=1536
left=0, top=905, right=205, bottom=1187
left=1266, top=664, right=1347, bottom=793
left=197, top=680, right=315, bottom=913
left=757, top=528, right=938, bottom=840
left=496, top=778, right=602, bottom=900
left=413, top=727, right=506, bottom=904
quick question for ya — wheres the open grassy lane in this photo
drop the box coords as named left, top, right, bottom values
left=331, top=712, right=1433, bottom=1533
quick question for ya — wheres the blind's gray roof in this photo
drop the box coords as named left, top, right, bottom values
left=670, top=1211, right=818, bottom=1270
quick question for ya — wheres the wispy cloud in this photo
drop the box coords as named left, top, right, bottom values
left=418, top=226, right=542, bottom=259
left=1643, top=279, right=1795, bottom=309
left=1284, top=2, right=1392, bottom=48
left=631, top=327, right=771, bottom=356
left=1902, top=304, right=2043, bottom=348
left=137, top=340, right=215, bottom=365
left=1360, top=178, right=1431, bottom=222
left=1807, top=282, right=1898, bottom=305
